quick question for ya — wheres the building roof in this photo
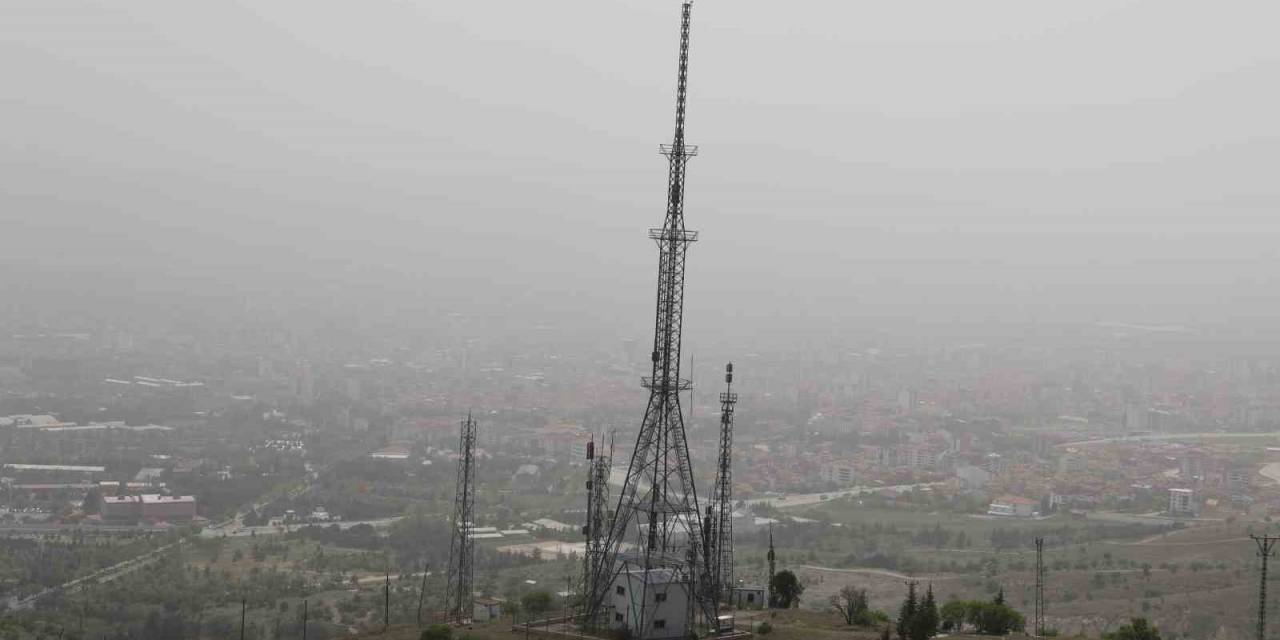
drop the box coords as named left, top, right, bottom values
left=993, top=495, right=1039, bottom=506
left=5, top=464, right=105, bottom=473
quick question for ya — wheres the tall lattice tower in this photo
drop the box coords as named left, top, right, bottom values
left=585, top=1, right=710, bottom=634
left=444, top=413, right=477, bottom=624
left=581, top=433, right=613, bottom=621
left=708, top=363, right=737, bottom=604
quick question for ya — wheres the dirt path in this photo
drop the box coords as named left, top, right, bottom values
left=797, top=565, right=960, bottom=582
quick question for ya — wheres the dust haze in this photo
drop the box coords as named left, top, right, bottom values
left=4, top=0, right=1279, bottom=347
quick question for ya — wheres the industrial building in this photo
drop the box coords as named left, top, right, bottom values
left=102, top=494, right=196, bottom=523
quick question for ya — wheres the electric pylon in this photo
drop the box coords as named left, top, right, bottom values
left=1254, top=535, right=1279, bottom=640
left=1034, top=537, right=1045, bottom=637
left=584, top=1, right=710, bottom=635
left=708, top=363, right=737, bottom=606
left=444, top=413, right=477, bottom=624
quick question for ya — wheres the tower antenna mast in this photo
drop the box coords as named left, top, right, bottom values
left=708, top=363, right=738, bottom=608
left=444, top=413, right=477, bottom=624
left=586, top=1, right=712, bottom=634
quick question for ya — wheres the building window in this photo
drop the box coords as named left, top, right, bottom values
left=746, top=593, right=755, bottom=603
left=616, top=586, right=625, bottom=595
left=655, top=592, right=667, bottom=602
left=615, top=613, right=624, bottom=622
left=654, top=620, right=666, bottom=629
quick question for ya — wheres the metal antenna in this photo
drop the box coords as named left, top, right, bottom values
left=1034, top=537, right=1046, bottom=637
left=585, top=1, right=712, bottom=635
left=445, top=413, right=478, bottom=624
left=708, top=363, right=738, bottom=611
left=1255, top=535, right=1279, bottom=640
left=580, top=433, right=613, bottom=628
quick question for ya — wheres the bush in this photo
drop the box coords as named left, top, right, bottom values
left=421, top=623, right=452, bottom=640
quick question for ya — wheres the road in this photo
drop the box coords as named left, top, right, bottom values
left=198, top=516, right=402, bottom=538
left=745, top=482, right=945, bottom=510
left=1056, top=431, right=1280, bottom=449
left=797, top=564, right=960, bottom=582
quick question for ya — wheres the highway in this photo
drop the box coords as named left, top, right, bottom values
left=744, top=482, right=945, bottom=510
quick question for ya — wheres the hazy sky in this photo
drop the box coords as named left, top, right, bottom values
left=4, top=1, right=1279, bottom=342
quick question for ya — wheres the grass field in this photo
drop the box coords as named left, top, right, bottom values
left=741, top=498, right=1277, bottom=640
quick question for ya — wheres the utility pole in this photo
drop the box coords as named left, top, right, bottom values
left=1034, top=537, right=1045, bottom=637
left=240, top=598, right=247, bottom=640
left=766, top=525, right=777, bottom=608
left=1254, top=535, right=1279, bottom=640
left=417, top=562, right=430, bottom=627
left=565, top=574, right=572, bottom=625
left=385, top=570, right=391, bottom=633
left=302, top=599, right=308, bottom=640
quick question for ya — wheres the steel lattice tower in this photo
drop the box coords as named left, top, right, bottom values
left=444, top=413, right=477, bottom=624
left=586, top=1, right=709, bottom=633
left=581, top=434, right=614, bottom=623
left=1034, top=537, right=1045, bottom=637
left=708, top=363, right=737, bottom=606
left=1254, top=535, right=1279, bottom=640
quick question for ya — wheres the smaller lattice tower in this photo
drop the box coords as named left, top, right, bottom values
left=708, top=363, right=737, bottom=605
left=581, top=432, right=614, bottom=626
left=1253, top=535, right=1279, bottom=640
left=445, top=413, right=477, bottom=623
left=766, top=524, right=777, bottom=608
left=1034, top=537, right=1045, bottom=637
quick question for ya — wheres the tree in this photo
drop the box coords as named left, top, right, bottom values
left=831, top=586, right=871, bottom=626
left=940, top=600, right=967, bottom=632
left=896, top=582, right=918, bottom=640
left=1106, top=617, right=1161, bottom=640
left=993, top=586, right=1004, bottom=606
left=420, top=624, right=452, bottom=640
left=970, top=601, right=1025, bottom=635
left=82, top=488, right=103, bottom=515
left=770, top=570, right=804, bottom=609
left=911, top=584, right=939, bottom=640
left=521, top=590, right=554, bottom=619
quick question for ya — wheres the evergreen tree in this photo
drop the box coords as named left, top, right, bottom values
left=770, top=570, right=804, bottom=609
left=912, top=584, right=939, bottom=640
left=994, top=586, right=1005, bottom=606
left=896, top=581, right=918, bottom=640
